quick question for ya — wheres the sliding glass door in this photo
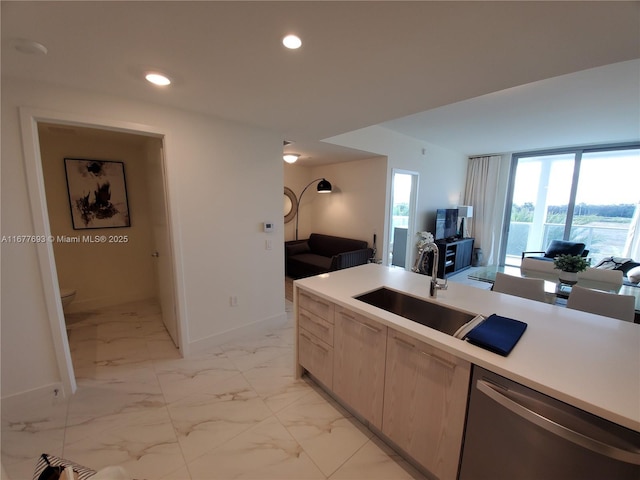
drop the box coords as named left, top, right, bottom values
left=501, top=144, right=640, bottom=266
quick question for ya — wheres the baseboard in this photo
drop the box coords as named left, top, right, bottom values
left=65, top=293, right=156, bottom=313
left=188, top=311, right=288, bottom=356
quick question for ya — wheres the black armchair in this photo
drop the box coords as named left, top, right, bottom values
left=522, top=240, right=588, bottom=261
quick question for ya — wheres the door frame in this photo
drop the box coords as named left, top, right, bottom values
left=19, top=107, right=187, bottom=396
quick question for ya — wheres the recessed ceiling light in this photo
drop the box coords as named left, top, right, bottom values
left=12, top=39, right=48, bottom=55
left=145, top=72, right=171, bottom=86
left=283, top=153, right=300, bottom=164
left=282, top=34, right=302, bottom=50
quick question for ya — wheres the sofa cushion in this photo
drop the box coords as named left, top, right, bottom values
left=288, top=253, right=333, bottom=274
left=627, top=266, right=640, bottom=284
left=308, top=233, right=368, bottom=258
left=287, top=242, right=311, bottom=256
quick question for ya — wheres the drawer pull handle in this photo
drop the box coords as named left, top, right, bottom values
left=300, top=292, right=329, bottom=308
left=393, top=336, right=416, bottom=349
left=300, top=333, right=329, bottom=353
left=420, top=350, right=456, bottom=370
left=341, top=312, right=381, bottom=333
left=393, top=336, right=455, bottom=369
left=302, top=314, right=329, bottom=330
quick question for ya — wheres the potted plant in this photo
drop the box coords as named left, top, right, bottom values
left=553, top=254, right=588, bottom=284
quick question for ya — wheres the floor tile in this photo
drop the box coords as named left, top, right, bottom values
left=186, top=415, right=325, bottom=480
left=277, top=388, right=373, bottom=476
left=167, top=375, right=272, bottom=462
left=329, top=436, right=427, bottom=480
left=1, top=296, right=430, bottom=480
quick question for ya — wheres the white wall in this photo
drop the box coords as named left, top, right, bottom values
left=325, top=126, right=468, bottom=267
left=1, top=78, right=285, bottom=399
left=309, top=157, right=386, bottom=256
left=38, top=126, right=157, bottom=312
left=284, top=157, right=386, bottom=259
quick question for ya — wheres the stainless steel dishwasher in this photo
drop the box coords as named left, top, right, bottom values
left=459, top=366, right=640, bottom=480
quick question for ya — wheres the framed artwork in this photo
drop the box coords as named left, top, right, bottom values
left=284, top=187, right=297, bottom=223
left=64, top=158, right=131, bottom=229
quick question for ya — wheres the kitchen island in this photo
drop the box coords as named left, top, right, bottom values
left=294, top=263, right=640, bottom=433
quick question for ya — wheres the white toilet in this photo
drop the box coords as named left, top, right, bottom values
left=60, top=288, right=76, bottom=311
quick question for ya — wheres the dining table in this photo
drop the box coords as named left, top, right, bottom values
left=468, top=265, right=640, bottom=323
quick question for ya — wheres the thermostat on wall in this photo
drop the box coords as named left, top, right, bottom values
left=263, top=222, right=274, bottom=233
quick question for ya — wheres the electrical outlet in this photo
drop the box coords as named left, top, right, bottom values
left=52, top=387, right=62, bottom=405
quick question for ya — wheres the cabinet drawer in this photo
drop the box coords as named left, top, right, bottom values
left=299, top=309, right=334, bottom=346
left=298, top=290, right=334, bottom=323
left=298, top=328, right=333, bottom=388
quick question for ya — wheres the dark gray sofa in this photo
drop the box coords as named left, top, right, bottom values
left=285, top=233, right=373, bottom=279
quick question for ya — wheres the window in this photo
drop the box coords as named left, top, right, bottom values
left=501, top=144, right=640, bottom=266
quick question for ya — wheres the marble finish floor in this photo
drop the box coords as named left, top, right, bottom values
left=2, top=299, right=426, bottom=479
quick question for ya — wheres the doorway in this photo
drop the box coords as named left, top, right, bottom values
left=19, top=107, right=183, bottom=396
left=388, top=170, right=419, bottom=269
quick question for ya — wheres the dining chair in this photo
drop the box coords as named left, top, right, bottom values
left=566, top=285, right=635, bottom=322
left=520, top=257, right=557, bottom=277
left=492, top=272, right=548, bottom=303
left=576, top=268, right=623, bottom=291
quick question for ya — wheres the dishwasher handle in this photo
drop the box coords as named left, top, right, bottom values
left=476, top=379, right=640, bottom=465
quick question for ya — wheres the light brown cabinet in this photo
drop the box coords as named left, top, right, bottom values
left=333, top=306, right=387, bottom=430
left=297, top=290, right=334, bottom=388
left=382, top=328, right=470, bottom=480
left=296, top=287, right=472, bottom=478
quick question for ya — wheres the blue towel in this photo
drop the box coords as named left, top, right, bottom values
left=465, top=314, right=527, bottom=356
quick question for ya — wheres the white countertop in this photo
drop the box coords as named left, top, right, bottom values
left=295, top=264, right=640, bottom=432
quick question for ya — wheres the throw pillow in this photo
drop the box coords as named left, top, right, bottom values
left=593, top=256, right=632, bottom=270
left=34, top=454, right=96, bottom=480
left=627, top=266, right=640, bottom=284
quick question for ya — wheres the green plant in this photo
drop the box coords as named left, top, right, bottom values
left=553, top=254, right=588, bottom=273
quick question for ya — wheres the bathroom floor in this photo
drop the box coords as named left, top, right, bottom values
left=1, top=298, right=426, bottom=480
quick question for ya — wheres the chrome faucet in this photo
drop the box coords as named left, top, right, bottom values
left=414, top=242, right=448, bottom=298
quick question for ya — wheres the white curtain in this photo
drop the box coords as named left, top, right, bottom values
left=464, top=155, right=502, bottom=266
left=623, top=203, right=640, bottom=260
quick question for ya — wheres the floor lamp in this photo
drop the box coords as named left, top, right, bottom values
left=457, top=205, right=473, bottom=239
left=295, top=178, right=332, bottom=240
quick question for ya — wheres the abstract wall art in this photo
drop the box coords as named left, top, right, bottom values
left=64, top=158, right=131, bottom=229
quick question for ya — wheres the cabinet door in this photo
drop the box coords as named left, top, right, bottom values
left=333, top=307, right=387, bottom=429
left=383, top=329, right=470, bottom=480
left=454, top=238, right=474, bottom=271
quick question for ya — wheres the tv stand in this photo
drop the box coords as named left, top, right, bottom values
left=435, top=238, right=474, bottom=278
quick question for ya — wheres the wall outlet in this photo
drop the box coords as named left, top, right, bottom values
left=52, top=386, right=63, bottom=405
left=229, top=296, right=238, bottom=307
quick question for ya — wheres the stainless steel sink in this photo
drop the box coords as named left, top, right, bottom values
left=354, top=287, right=476, bottom=336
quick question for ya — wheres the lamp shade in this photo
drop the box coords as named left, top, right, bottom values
left=458, top=205, right=473, bottom=218
left=317, top=178, right=332, bottom=193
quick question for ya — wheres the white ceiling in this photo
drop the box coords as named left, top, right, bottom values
left=2, top=1, right=639, bottom=164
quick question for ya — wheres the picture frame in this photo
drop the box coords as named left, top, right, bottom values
left=64, top=158, right=131, bottom=229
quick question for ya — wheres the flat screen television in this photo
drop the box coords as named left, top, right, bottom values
left=435, top=208, right=458, bottom=241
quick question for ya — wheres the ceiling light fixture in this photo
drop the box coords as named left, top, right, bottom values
left=282, top=34, right=302, bottom=49
left=145, top=72, right=171, bottom=86
left=283, top=153, right=300, bottom=164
